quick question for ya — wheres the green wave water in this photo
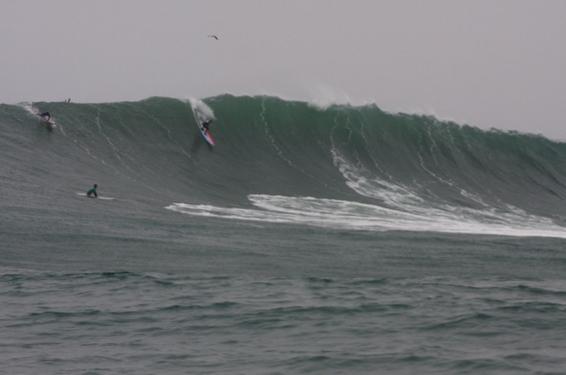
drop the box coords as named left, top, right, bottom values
left=3, top=95, right=564, bottom=237
left=3, top=96, right=566, bottom=374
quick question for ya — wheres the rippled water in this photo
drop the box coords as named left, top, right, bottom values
left=3, top=239, right=566, bottom=375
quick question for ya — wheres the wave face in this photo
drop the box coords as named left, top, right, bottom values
left=2, top=95, right=566, bottom=238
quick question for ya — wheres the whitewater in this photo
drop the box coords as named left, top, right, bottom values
left=2, top=95, right=566, bottom=374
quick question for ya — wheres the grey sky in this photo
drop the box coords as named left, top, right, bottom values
left=1, top=0, right=565, bottom=138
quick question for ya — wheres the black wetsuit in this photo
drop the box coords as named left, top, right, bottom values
left=86, top=187, right=98, bottom=198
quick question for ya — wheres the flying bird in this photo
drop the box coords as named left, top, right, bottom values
left=208, top=34, right=219, bottom=40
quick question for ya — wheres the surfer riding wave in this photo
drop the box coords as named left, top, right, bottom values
left=189, top=98, right=216, bottom=147
left=202, top=120, right=212, bottom=133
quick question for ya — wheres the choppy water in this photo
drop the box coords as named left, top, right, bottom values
left=2, top=96, right=566, bottom=374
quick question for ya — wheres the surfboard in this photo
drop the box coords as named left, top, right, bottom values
left=75, top=192, right=116, bottom=201
left=191, top=105, right=215, bottom=147
left=198, top=124, right=215, bottom=146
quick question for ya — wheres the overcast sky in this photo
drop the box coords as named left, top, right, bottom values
left=1, top=0, right=565, bottom=138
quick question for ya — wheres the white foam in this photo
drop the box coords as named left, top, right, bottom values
left=18, top=102, right=39, bottom=116
left=166, top=148, right=566, bottom=238
left=187, top=97, right=215, bottom=121
left=165, top=194, right=566, bottom=238
left=305, top=84, right=355, bottom=110
left=329, top=148, right=565, bottom=237
left=331, top=148, right=424, bottom=209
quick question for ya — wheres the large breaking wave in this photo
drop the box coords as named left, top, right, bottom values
left=2, top=95, right=566, bottom=238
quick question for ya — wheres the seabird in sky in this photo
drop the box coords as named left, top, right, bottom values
left=208, top=34, right=219, bottom=40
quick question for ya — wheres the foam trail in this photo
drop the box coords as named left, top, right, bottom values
left=167, top=146, right=566, bottom=239
left=165, top=194, right=566, bottom=238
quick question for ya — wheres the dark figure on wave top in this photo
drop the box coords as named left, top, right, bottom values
left=86, top=184, right=98, bottom=198
left=202, top=120, right=212, bottom=133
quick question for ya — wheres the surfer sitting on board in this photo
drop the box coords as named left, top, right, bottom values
left=86, top=184, right=98, bottom=198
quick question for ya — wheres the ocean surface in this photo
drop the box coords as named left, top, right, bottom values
left=1, top=96, right=566, bottom=374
